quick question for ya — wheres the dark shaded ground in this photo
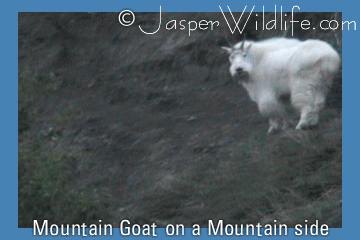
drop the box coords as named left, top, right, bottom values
left=18, top=12, right=342, bottom=227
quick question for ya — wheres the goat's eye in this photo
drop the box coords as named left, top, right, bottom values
left=243, top=53, right=247, bottom=57
left=229, top=55, right=235, bottom=61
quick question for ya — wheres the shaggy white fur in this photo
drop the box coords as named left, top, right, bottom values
left=222, top=37, right=340, bottom=134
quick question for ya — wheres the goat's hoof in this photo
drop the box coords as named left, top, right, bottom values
left=267, top=127, right=280, bottom=135
left=295, top=124, right=305, bottom=130
left=295, top=124, right=317, bottom=130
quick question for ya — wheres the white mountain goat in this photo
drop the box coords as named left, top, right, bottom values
left=222, top=37, right=340, bottom=134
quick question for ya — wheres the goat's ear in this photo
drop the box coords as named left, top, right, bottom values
left=221, top=46, right=232, bottom=54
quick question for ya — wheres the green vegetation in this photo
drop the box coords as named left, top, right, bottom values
left=18, top=70, right=113, bottom=227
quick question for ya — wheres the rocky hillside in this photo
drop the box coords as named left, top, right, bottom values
left=18, top=12, right=342, bottom=227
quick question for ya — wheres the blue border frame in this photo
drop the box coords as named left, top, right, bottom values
left=6, top=0, right=359, bottom=239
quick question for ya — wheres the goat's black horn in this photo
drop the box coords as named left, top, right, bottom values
left=240, top=33, right=247, bottom=50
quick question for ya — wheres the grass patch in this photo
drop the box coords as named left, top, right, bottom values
left=18, top=136, right=113, bottom=227
left=119, top=124, right=341, bottom=227
left=18, top=68, right=60, bottom=135
left=18, top=68, right=113, bottom=227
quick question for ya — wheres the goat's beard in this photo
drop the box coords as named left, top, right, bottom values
left=232, top=71, right=250, bottom=83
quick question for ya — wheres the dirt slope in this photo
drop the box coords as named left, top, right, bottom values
left=18, top=12, right=342, bottom=227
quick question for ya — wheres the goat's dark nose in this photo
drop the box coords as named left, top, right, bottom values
left=236, top=67, right=243, bottom=73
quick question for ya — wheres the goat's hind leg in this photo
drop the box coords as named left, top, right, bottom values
left=295, top=106, right=320, bottom=130
left=291, top=81, right=326, bottom=130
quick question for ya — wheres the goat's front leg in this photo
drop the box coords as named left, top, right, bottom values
left=267, top=118, right=280, bottom=135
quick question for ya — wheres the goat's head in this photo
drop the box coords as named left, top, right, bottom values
left=222, top=40, right=253, bottom=80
